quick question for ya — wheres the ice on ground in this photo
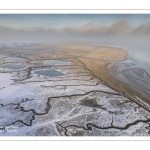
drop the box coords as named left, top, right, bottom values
left=0, top=58, right=150, bottom=136
left=0, top=104, right=34, bottom=128
left=0, top=73, right=13, bottom=88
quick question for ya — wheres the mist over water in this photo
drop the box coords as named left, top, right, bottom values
left=83, top=35, right=150, bottom=77
left=101, top=39, right=150, bottom=77
left=91, top=36, right=150, bottom=100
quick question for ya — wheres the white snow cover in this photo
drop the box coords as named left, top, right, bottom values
left=0, top=57, right=150, bottom=136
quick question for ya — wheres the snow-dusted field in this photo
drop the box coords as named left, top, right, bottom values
left=0, top=54, right=150, bottom=136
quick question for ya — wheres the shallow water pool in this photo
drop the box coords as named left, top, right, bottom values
left=0, top=64, right=26, bottom=70
left=5, top=57, right=26, bottom=62
left=44, top=60, right=68, bottom=65
left=34, top=69, right=65, bottom=77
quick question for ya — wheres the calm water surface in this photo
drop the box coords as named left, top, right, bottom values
left=44, top=60, right=68, bottom=65
left=0, top=64, right=26, bottom=70
left=5, top=57, right=26, bottom=62
left=34, top=69, right=65, bottom=77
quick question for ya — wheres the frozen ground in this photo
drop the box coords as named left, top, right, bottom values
left=0, top=54, right=150, bottom=136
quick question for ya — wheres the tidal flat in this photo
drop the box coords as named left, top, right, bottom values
left=0, top=43, right=150, bottom=136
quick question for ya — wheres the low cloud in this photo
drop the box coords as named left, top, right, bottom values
left=132, top=24, right=150, bottom=35
left=0, top=20, right=150, bottom=41
left=60, top=21, right=131, bottom=35
left=107, top=21, right=130, bottom=34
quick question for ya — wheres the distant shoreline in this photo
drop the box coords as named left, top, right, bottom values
left=107, top=48, right=150, bottom=112
left=60, top=44, right=150, bottom=112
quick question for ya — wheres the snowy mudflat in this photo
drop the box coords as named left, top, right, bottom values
left=109, top=59, right=150, bottom=92
left=0, top=55, right=150, bottom=136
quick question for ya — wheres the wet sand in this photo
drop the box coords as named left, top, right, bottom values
left=108, top=58, right=150, bottom=108
left=52, top=44, right=150, bottom=111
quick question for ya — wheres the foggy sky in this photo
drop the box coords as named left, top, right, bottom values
left=0, top=14, right=150, bottom=42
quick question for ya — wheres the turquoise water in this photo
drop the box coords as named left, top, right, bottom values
left=34, top=69, right=64, bottom=77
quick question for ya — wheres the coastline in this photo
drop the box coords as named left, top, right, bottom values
left=60, top=44, right=150, bottom=112
left=107, top=51, right=150, bottom=111
left=2, top=43, right=149, bottom=111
